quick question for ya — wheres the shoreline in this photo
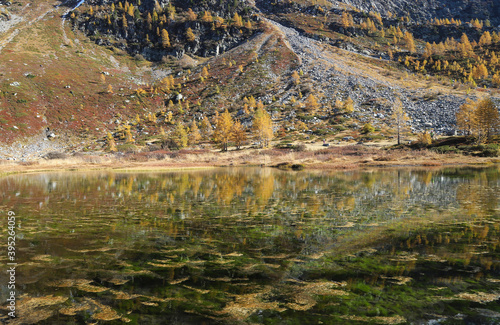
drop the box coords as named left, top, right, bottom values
left=1, top=147, right=498, bottom=175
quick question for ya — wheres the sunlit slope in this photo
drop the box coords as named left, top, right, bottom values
left=0, top=0, right=492, bottom=157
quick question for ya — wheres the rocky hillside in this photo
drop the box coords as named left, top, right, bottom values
left=331, top=0, right=500, bottom=26
left=0, top=0, right=499, bottom=160
left=72, top=0, right=259, bottom=60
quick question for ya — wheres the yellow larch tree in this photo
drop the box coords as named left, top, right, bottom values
left=173, top=122, right=188, bottom=148
left=231, top=120, right=246, bottom=149
left=291, top=71, right=300, bottom=85
left=213, top=110, right=234, bottom=151
left=107, top=133, right=117, bottom=152
left=161, top=29, right=170, bottom=47
left=188, top=120, right=202, bottom=145
left=479, top=31, right=492, bottom=46
left=201, top=11, right=213, bottom=23
left=186, top=27, right=195, bottom=42
left=456, top=98, right=477, bottom=136
left=248, top=96, right=257, bottom=109
left=186, top=8, right=197, bottom=21
left=234, top=13, right=244, bottom=28
left=392, top=98, right=409, bottom=145
left=305, top=93, right=320, bottom=111
left=127, top=4, right=134, bottom=17
left=125, top=125, right=134, bottom=143
left=253, top=106, right=273, bottom=148
left=122, top=14, right=128, bottom=29
left=403, top=31, right=416, bottom=53
left=475, top=98, right=500, bottom=142
left=343, top=97, right=354, bottom=113
left=340, top=11, right=353, bottom=28
left=200, top=116, right=213, bottom=138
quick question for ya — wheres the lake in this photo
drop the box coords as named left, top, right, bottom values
left=0, top=167, right=499, bottom=324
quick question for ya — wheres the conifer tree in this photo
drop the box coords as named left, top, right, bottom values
left=188, top=120, right=202, bottom=145
left=343, top=97, right=354, bottom=113
left=173, top=122, right=188, bottom=148
left=423, top=42, right=433, bottom=58
left=460, top=33, right=472, bottom=56
left=305, top=93, right=320, bottom=111
left=201, top=66, right=209, bottom=78
left=479, top=31, right=492, bottom=46
left=122, top=14, right=128, bottom=29
left=340, top=11, right=353, bottom=28
left=167, top=3, right=176, bottom=21
left=187, top=8, right=196, bottom=21
left=403, top=31, right=416, bottom=53
left=475, top=98, right=500, bottom=141
left=125, top=125, right=134, bottom=143
left=392, top=98, right=409, bottom=145
left=253, top=106, right=273, bottom=148
left=186, top=27, right=195, bottom=42
left=127, top=4, right=134, bottom=16
left=161, top=29, right=170, bottom=47
left=107, top=133, right=117, bottom=152
left=200, top=116, right=212, bottom=138
left=456, top=98, right=477, bottom=136
left=213, top=110, right=234, bottom=151
left=248, top=96, right=257, bottom=109
left=231, top=120, right=246, bottom=149
left=202, top=11, right=213, bottom=22
left=233, top=12, right=243, bottom=28
left=166, top=111, right=173, bottom=123
left=291, top=71, right=300, bottom=85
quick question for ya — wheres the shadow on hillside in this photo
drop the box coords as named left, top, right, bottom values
left=56, top=0, right=85, bottom=11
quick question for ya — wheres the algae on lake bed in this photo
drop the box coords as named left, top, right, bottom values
left=0, top=167, right=499, bottom=324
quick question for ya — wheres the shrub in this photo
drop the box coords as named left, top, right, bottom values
left=145, top=151, right=168, bottom=160
left=331, top=125, right=347, bottom=132
left=475, top=148, right=499, bottom=157
left=117, top=144, right=140, bottom=153
left=430, top=146, right=460, bottom=154
left=294, top=144, right=307, bottom=151
left=44, top=152, right=67, bottom=159
left=417, top=132, right=432, bottom=146
left=134, top=54, right=145, bottom=61
left=361, top=123, right=375, bottom=134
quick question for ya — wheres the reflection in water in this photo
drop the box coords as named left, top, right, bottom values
left=0, top=167, right=499, bottom=324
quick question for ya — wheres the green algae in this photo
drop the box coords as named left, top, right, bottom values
left=1, top=167, right=499, bottom=324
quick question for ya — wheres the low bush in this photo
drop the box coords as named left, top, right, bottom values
left=44, top=152, right=67, bottom=160
left=430, top=146, right=461, bottom=154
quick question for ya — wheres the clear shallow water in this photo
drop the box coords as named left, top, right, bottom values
left=0, top=167, right=499, bottom=324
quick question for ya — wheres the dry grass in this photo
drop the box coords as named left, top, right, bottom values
left=0, top=146, right=498, bottom=175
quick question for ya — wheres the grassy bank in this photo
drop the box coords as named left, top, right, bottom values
left=1, top=145, right=499, bottom=175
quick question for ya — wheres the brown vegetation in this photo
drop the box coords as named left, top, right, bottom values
left=1, top=146, right=498, bottom=175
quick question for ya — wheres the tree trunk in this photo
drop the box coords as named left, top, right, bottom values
left=397, top=123, right=401, bottom=145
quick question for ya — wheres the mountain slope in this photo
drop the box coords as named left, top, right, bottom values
left=0, top=0, right=498, bottom=160
left=331, top=0, right=500, bottom=25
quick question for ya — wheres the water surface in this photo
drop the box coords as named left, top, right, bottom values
left=0, top=167, right=499, bottom=324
